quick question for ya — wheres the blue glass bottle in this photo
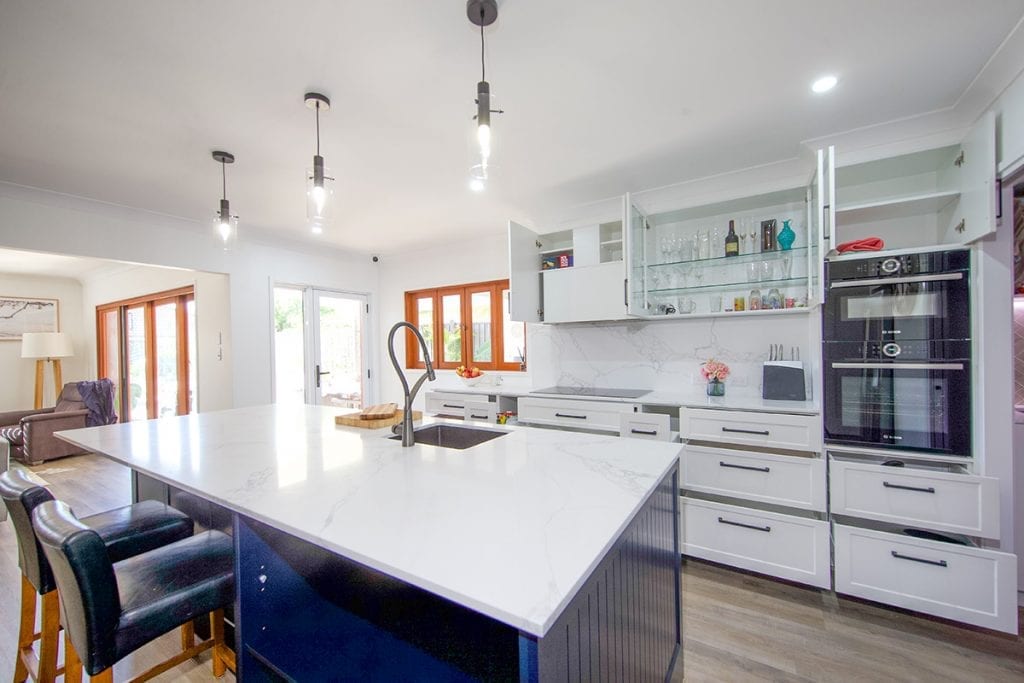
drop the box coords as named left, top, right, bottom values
left=777, top=219, right=796, bottom=250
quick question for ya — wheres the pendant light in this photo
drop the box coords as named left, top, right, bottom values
left=468, top=0, right=502, bottom=192
left=211, top=151, right=238, bottom=250
left=305, top=92, right=333, bottom=232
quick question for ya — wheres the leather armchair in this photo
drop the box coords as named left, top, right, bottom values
left=0, top=384, right=92, bottom=465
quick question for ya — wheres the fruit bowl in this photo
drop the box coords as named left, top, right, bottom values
left=456, top=365, right=484, bottom=386
left=460, top=375, right=484, bottom=387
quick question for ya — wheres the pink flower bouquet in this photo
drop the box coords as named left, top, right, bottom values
left=700, top=359, right=730, bottom=382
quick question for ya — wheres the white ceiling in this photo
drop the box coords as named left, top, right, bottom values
left=1, top=0, right=1023, bottom=255
left=0, top=248, right=130, bottom=280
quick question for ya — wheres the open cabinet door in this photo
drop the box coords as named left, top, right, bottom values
left=623, top=193, right=649, bottom=316
left=946, top=111, right=996, bottom=244
left=508, top=220, right=543, bottom=322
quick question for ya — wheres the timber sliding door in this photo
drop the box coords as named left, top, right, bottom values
left=97, top=287, right=196, bottom=421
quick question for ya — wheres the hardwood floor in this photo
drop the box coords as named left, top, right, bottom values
left=2, top=453, right=1022, bottom=682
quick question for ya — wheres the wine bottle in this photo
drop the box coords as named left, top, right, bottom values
left=725, top=220, right=739, bottom=257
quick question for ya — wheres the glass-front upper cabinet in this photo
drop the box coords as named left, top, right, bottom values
left=622, top=157, right=827, bottom=320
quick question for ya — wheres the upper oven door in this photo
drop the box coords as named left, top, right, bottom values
left=824, top=272, right=969, bottom=342
left=823, top=360, right=971, bottom=457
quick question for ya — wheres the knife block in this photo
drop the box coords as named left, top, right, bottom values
left=762, top=362, right=806, bottom=401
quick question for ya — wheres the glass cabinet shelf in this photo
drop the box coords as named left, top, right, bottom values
left=648, top=246, right=808, bottom=270
left=647, top=275, right=807, bottom=295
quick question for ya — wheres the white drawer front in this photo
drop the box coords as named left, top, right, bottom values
left=463, top=401, right=496, bottom=423
left=681, top=407, right=821, bottom=452
left=620, top=413, right=672, bottom=441
left=830, top=457, right=1000, bottom=539
left=834, top=523, right=1018, bottom=634
left=682, top=446, right=825, bottom=512
left=518, top=397, right=636, bottom=432
left=423, top=389, right=471, bottom=417
left=680, top=497, right=831, bottom=589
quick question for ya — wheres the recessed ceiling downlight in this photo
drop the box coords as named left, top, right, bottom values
left=812, top=75, right=838, bottom=94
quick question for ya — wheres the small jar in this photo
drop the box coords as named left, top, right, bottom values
left=748, top=289, right=762, bottom=310
left=733, top=296, right=745, bottom=312
left=767, top=288, right=783, bottom=309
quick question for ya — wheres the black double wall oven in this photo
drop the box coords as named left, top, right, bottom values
left=822, top=249, right=971, bottom=457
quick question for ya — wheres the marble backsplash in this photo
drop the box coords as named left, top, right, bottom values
left=526, top=312, right=819, bottom=399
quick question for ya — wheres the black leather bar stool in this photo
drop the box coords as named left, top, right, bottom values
left=32, top=500, right=235, bottom=683
left=0, top=470, right=194, bottom=683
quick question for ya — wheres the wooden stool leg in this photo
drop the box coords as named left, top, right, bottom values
left=91, top=669, right=113, bottom=683
left=210, top=609, right=226, bottom=678
left=14, top=575, right=35, bottom=683
left=63, top=633, right=82, bottom=683
left=37, top=590, right=61, bottom=683
left=180, top=621, right=195, bottom=652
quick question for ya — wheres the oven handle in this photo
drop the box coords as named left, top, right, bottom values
left=829, top=272, right=964, bottom=289
left=830, top=362, right=965, bottom=371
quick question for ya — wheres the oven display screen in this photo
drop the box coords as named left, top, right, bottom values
left=843, top=291, right=940, bottom=321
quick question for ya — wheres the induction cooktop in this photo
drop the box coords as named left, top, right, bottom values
left=531, top=386, right=650, bottom=399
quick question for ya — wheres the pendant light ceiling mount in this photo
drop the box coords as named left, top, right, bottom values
left=304, top=92, right=331, bottom=112
left=211, top=151, right=235, bottom=165
left=467, top=0, right=498, bottom=26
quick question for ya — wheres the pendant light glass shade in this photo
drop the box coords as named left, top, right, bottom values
left=211, top=151, right=238, bottom=250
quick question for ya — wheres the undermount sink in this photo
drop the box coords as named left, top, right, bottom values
left=388, top=424, right=508, bottom=450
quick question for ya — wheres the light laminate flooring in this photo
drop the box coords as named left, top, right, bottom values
left=2, top=454, right=1022, bottom=682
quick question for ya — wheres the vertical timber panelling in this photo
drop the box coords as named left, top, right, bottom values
left=534, top=465, right=680, bottom=681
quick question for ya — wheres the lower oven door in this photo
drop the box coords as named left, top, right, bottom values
left=823, top=361, right=971, bottom=456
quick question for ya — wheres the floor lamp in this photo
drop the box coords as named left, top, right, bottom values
left=21, top=332, right=74, bottom=409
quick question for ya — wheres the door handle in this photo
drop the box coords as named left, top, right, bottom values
left=830, top=362, right=965, bottom=371
left=315, top=364, right=331, bottom=388
left=555, top=413, right=587, bottom=419
left=630, top=428, right=658, bottom=436
left=829, top=272, right=963, bottom=289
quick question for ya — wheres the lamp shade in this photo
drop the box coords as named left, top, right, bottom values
left=21, top=332, right=74, bottom=359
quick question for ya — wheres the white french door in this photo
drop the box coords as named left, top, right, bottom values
left=272, top=286, right=372, bottom=409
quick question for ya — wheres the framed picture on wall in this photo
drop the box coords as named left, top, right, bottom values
left=0, top=296, right=59, bottom=340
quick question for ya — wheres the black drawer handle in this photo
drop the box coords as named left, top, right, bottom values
left=717, top=517, right=771, bottom=533
left=722, top=427, right=770, bottom=436
left=883, top=482, right=936, bottom=494
left=630, top=428, right=658, bottom=436
left=470, top=414, right=489, bottom=419
left=555, top=413, right=587, bottom=419
left=442, top=403, right=463, bottom=408
left=891, top=551, right=947, bottom=567
left=719, top=461, right=770, bottom=473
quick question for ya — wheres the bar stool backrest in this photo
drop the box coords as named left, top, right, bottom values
left=0, top=469, right=56, bottom=593
left=32, top=500, right=122, bottom=672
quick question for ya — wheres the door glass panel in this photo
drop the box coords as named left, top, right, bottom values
left=317, top=294, right=364, bottom=409
left=125, top=306, right=148, bottom=421
left=628, top=202, right=648, bottom=313
left=415, top=295, right=434, bottom=365
left=442, top=293, right=462, bottom=363
left=470, top=290, right=492, bottom=363
left=154, top=301, right=179, bottom=417
left=502, top=290, right=526, bottom=365
left=273, top=287, right=306, bottom=404
left=99, top=309, right=121, bottom=410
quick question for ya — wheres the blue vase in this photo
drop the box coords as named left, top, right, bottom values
left=777, top=219, right=796, bottom=250
left=706, top=379, right=725, bottom=397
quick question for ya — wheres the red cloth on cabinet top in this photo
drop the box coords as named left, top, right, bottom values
left=836, top=237, right=885, bottom=253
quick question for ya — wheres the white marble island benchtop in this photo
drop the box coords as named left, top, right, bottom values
left=57, top=404, right=680, bottom=638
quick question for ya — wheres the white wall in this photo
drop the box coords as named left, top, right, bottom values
left=0, top=183, right=380, bottom=409
left=80, top=264, right=233, bottom=412
left=0, top=273, right=88, bottom=410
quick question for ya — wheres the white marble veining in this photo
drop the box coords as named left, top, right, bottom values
left=57, top=405, right=679, bottom=637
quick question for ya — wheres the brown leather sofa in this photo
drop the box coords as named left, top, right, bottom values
left=0, top=383, right=92, bottom=465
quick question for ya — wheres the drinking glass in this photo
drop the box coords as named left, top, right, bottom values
left=709, top=294, right=722, bottom=313
left=746, top=262, right=759, bottom=282
left=760, top=260, right=773, bottom=282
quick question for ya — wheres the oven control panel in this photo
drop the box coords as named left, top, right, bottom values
left=826, top=248, right=969, bottom=282
left=824, top=340, right=972, bottom=361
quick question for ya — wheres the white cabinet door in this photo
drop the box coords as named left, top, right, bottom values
left=946, top=111, right=996, bottom=244
left=542, top=262, right=627, bottom=323
left=623, top=193, right=649, bottom=316
left=508, top=220, right=543, bottom=322
left=807, top=147, right=831, bottom=305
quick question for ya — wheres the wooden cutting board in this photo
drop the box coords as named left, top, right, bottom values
left=335, top=409, right=422, bottom=430
left=359, top=402, right=398, bottom=420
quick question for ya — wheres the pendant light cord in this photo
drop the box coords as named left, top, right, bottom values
left=315, top=103, right=321, bottom=156
left=480, top=15, right=486, bottom=82
left=221, top=160, right=226, bottom=201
